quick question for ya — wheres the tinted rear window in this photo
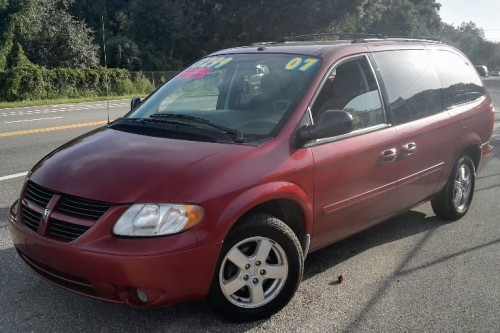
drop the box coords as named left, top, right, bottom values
left=371, top=49, right=443, bottom=125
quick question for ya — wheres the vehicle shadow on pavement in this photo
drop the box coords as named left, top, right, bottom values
left=490, top=136, right=500, bottom=160
left=475, top=135, right=500, bottom=191
left=303, top=210, right=441, bottom=282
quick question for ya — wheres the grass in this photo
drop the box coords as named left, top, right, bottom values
left=0, top=95, right=140, bottom=109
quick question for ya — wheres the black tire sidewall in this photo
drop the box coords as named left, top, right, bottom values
left=454, top=156, right=475, bottom=215
left=432, top=155, right=475, bottom=220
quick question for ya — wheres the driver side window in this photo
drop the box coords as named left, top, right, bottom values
left=312, top=56, right=385, bottom=131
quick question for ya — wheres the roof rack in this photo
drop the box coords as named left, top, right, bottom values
left=275, top=33, right=387, bottom=43
left=387, top=35, right=442, bottom=42
left=251, top=33, right=442, bottom=47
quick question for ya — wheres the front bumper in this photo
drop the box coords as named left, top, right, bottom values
left=9, top=202, right=222, bottom=307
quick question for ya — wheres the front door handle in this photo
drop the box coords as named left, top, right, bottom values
left=401, top=142, right=417, bottom=155
left=380, top=148, right=397, bottom=162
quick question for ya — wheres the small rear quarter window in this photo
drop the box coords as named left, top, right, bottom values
left=431, top=50, right=485, bottom=109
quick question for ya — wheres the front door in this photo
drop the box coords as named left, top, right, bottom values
left=309, top=55, right=400, bottom=249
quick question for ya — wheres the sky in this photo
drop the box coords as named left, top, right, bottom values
left=438, top=0, right=500, bottom=42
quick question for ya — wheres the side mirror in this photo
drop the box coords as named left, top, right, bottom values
left=293, top=110, right=354, bottom=147
left=131, top=97, right=142, bottom=110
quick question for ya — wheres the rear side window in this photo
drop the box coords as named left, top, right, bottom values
left=371, top=50, right=443, bottom=125
left=431, top=50, right=485, bottom=109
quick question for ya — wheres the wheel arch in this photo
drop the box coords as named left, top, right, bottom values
left=459, top=128, right=486, bottom=169
left=461, top=144, right=481, bottom=172
left=241, top=199, right=307, bottom=247
left=212, top=182, right=313, bottom=254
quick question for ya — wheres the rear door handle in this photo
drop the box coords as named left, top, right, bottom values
left=380, top=148, right=397, bottom=162
left=401, top=142, right=417, bottom=155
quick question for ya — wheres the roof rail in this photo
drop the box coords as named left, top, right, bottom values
left=387, top=35, right=442, bottom=42
left=251, top=33, right=442, bottom=47
left=276, top=33, right=387, bottom=43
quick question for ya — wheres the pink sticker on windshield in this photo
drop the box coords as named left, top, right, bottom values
left=179, top=67, right=213, bottom=79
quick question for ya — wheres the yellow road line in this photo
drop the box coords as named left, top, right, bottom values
left=0, top=121, right=107, bottom=138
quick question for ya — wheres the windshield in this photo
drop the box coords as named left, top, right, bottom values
left=125, top=53, right=321, bottom=143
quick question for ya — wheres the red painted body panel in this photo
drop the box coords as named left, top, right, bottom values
left=311, top=126, right=400, bottom=249
left=390, top=111, right=453, bottom=209
left=30, top=128, right=254, bottom=204
left=10, top=217, right=221, bottom=306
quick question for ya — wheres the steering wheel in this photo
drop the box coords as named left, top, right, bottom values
left=272, top=99, right=292, bottom=113
left=235, top=118, right=278, bottom=133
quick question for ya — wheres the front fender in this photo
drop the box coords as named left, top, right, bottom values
left=194, top=181, right=313, bottom=245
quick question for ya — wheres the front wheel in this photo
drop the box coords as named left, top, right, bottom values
left=431, top=154, right=475, bottom=221
left=206, top=213, right=303, bottom=321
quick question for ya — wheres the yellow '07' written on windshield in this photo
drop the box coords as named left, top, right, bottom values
left=285, top=57, right=320, bottom=72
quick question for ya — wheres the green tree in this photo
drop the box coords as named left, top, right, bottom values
left=5, top=41, right=31, bottom=69
left=3, top=0, right=498, bottom=73
left=366, top=0, right=441, bottom=37
left=0, top=0, right=30, bottom=70
left=454, top=22, right=486, bottom=62
left=127, top=0, right=201, bottom=70
left=68, top=0, right=141, bottom=69
left=119, top=0, right=401, bottom=69
left=441, top=22, right=500, bottom=68
left=16, top=0, right=100, bottom=68
left=107, top=36, right=141, bottom=70
left=201, top=0, right=387, bottom=45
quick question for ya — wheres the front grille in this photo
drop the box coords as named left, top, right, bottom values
left=59, top=195, right=113, bottom=220
left=21, top=181, right=114, bottom=242
left=22, top=206, right=41, bottom=232
left=48, top=219, right=90, bottom=241
left=24, top=181, right=112, bottom=221
left=25, top=181, right=54, bottom=208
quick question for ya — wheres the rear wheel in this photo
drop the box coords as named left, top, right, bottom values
left=206, top=213, right=303, bottom=321
left=431, top=155, right=475, bottom=221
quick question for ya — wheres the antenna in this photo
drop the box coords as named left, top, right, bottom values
left=102, top=15, right=110, bottom=124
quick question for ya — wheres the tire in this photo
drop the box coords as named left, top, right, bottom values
left=431, top=154, right=475, bottom=221
left=206, top=213, right=304, bottom=322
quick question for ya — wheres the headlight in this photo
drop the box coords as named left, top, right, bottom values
left=113, top=204, right=205, bottom=237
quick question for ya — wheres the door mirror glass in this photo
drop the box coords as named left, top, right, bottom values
left=131, top=97, right=142, bottom=110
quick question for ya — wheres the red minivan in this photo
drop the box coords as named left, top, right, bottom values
left=9, top=36, right=495, bottom=321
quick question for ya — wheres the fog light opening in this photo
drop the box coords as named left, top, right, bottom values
left=136, top=289, right=149, bottom=304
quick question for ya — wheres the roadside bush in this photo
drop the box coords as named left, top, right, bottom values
left=133, top=73, right=155, bottom=95
left=0, top=66, right=144, bottom=102
left=2, top=64, right=48, bottom=101
left=115, top=78, right=135, bottom=95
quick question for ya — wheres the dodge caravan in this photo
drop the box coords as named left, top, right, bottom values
left=10, top=35, right=495, bottom=321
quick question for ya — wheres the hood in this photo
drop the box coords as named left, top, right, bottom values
left=30, top=127, right=251, bottom=203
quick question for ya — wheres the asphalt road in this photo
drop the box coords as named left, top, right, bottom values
left=0, top=86, right=499, bottom=332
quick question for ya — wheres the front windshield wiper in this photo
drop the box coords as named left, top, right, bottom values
left=149, top=113, right=244, bottom=143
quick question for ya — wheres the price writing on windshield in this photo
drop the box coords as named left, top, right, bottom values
left=193, top=56, right=233, bottom=69
left=285, top=57, right=320, bottom=72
